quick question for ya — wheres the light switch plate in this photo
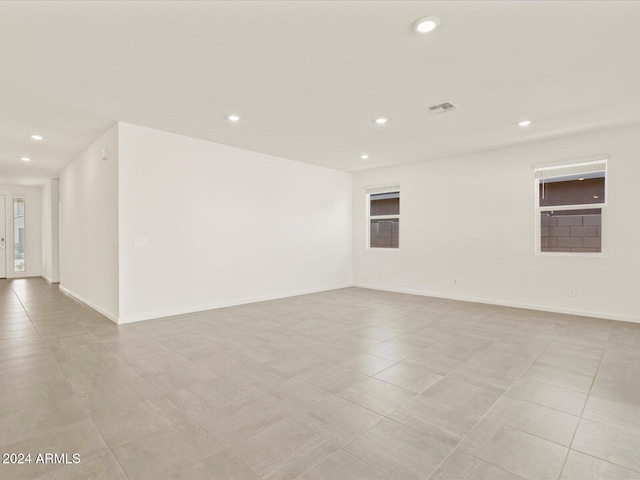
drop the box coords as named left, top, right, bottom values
left=134, top=236, right=149, bottom=248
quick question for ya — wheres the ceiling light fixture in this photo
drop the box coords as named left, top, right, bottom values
left=374, top=117, right=388, bottom=125
left=413, top=16, right=440, bottom=33
left=30, top=134, right=44, bottom=140
left=518, top=120, right=532, bottom=127
left=360, top=154, right=369, bottom=160
left=578, top=178, right=585, bottom=181
left=593, top=195, right=599, bottom=199
left=227, top=115, right=241, bottom=122
left=20, top=157, right=31, bottom=162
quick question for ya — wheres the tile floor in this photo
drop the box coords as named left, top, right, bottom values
left=1, top=278, right=640, bottom=479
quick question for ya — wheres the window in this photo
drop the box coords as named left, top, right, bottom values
left=14, top=197, right=25, bottom=271
left=535, top=160, right=606, bottom=254
left=368, top=188, right=400, bottom=248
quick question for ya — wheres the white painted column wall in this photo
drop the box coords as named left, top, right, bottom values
left=41, top=178, right=60, bottom=283
left=59, top=125, right=119, bottom=321
left=117, top=123, right=353, bottom=323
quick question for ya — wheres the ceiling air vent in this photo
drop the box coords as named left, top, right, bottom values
left=427, top=102, right=457, bottom=114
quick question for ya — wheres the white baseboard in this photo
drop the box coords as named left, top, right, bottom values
left=60, top=280, right=635, bottom=327
left=117, top=283, right=354, bottom=325
left=41, top=276, right=60, bottom=285
left=354, top=283, right=640, bottom=324
left=59, top=286, right=118, bottom=324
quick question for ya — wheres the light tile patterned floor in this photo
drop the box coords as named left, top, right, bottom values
left=1, top=277, right=640, bottom=479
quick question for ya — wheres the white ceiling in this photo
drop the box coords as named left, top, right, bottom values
left=2, top=1, right=640, bottom=185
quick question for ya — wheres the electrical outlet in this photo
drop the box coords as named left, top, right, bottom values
left=569, top=287, right=577, bottom=297
left=453, top=278, right=457, bottom=286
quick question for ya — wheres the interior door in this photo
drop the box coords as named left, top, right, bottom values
left=0, top=195, right=5, bottom=278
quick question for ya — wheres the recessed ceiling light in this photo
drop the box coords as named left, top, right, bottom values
left=374, top=117, right=388, bottom=125
left=360, top=154, right=369, bottom=160
left=20, top=157, right=31, bottom=162
left=413, top=16, right=440, bottom=33
left=518, top=120, right=532, bottom=127
left=227, top=115, right=241, bottom=122
left=30, top=134, right=44, bottom=140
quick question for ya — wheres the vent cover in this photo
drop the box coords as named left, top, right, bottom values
left=427, top=102, right=457, bottom=114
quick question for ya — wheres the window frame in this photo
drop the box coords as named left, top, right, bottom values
left=534, top=159, right=607, bottom=257
left=13, top=196, right=26, bottom=272
left=366, top=188, right=400, bottom=250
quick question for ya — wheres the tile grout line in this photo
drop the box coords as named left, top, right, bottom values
left=86, top=324, right=251, bottom=480
left=3, top=286, right=386, bottom=479
left=156, top=322, right=416, bottom=479
left=495, top=391, right=582, bottom=418
left=289, top=361, right=427, bottom=478
left=556, top=331, right=609, bottom=480
left=158, top=315, right=422, bottom=478
left=6, top=280, right=132, bottom=480
left=72, top=398, right=131, bottom=480
left=325, top=335, right=524, bottom=479
left=161, top=320, right=552, bottom=479
left=211, top=370, right=383, bottom=479
left=5, top=280, right=638, bottom=480
left=157, top=316, right=639, bottom=478
left=14, top=282, right=129, bottom=479
left=119, top=322, right=344, bottom=480
left=425, top=329, right=564, bottom=480
left=159, top=389, right=266, bottom=479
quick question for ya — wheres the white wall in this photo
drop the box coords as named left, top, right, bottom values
left=41, top=178, right=60, bottom=283
left=59, top=125, right=119, bottom=321
left=0, top=184, right=42, bottom=279
left=118, top=123, right=352, bottom=323
left=353, top=123, right=640, bottom=323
